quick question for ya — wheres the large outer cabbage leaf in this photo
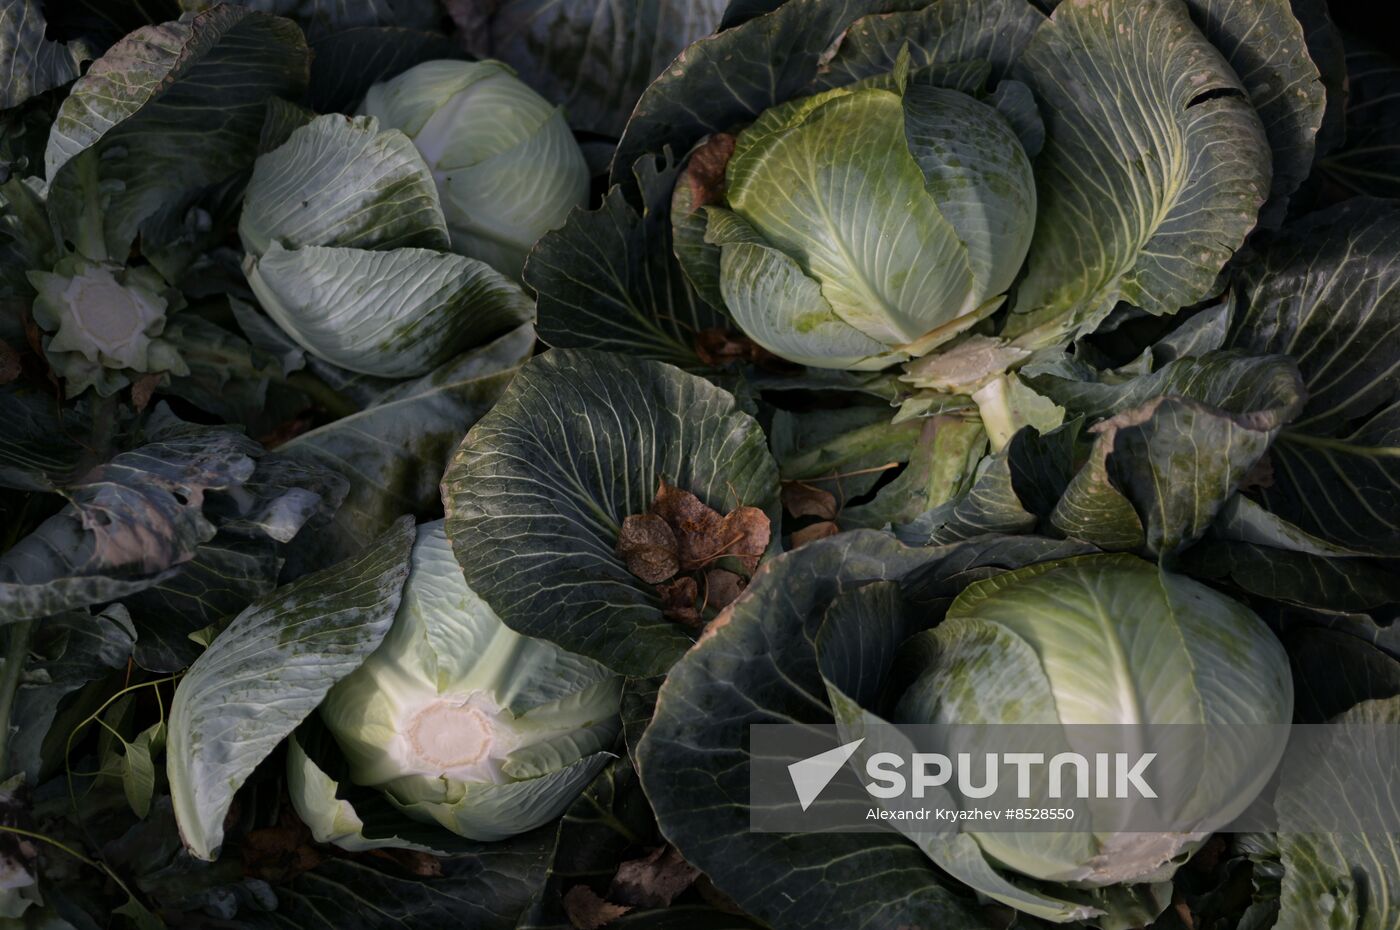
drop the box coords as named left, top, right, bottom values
left=1008, top=0, right=1270, bottom=343
left=45, top=6, right=309, bottom=261
left=443, top=348, right=780, bottom=676
left=167, top=517, right=415, bottom=860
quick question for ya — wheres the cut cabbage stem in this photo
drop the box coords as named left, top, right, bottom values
left=894, top=295, right=1006, bottom=360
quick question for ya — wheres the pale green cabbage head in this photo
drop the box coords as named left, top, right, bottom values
left=698, top=76, right=1036, bottom=370
left=894, top=554, right=1293, bottom=887
left=361, top=60, right=590, bottom=279
left=316, top=520, right=620, bottom=842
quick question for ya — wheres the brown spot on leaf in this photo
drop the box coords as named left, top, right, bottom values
left=610, top=845, right=701, bottom=909
left=703, top=569, right=746, bottom=611
left=563, top=885, right=631, bottom=929
left=683, top=133, right=736, bottom=211
left=615, top=513, right=679, bottom=583
left=782, top=483, right=837, bottom=520
left=791, top=521, right=840, bottom=548
left=696, top=602, right=736, bottom=646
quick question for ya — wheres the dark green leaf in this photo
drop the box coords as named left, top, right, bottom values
left=443, top=348, right=779, bottom=676
left=0, top=0, right=91, bottom=108
left=454, top=0, right=727, bottom=139
left=1181, top=541, right=1400, bottom=612
left=0, top=385, right=98, bottom=492
left=637, top=530, right=1084, bottom=930
left=1284, top=626, right=1400, bottom=723
left=46, top=6, right=310, bottom=260
left=1032, top=351, right=1305, bottom=556
left=516, top=758, right=658, bottom=929
left=280, top=324, right=534, bottom=576
left=810, top=0, right=1041, bottom=91
left=124, top=454, right=347, bottom=672
left=611, top=0, right=880, bottom=183
left=1007, top=0, right=1270, bottom=343
left=271, top=828, right=554, bottom=929
left=1319, top=39, right=1400, bottom=197
left=1232, top=198, right=1400, bottom=554
left=307, top=27, right=463, bottom=114
left=1272, top=696, right=1400, bottom=930
left=9, top=606, right=135, bottom=779
left=528, top=153, right=727, bottom=369
left=1182, top=0, right=1325, bottom=225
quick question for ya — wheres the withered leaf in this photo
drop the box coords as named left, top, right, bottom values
left=130, top=372, right=162, bottom=412
left=0, top=339, right=20, bottom=385
left=616, top=513, right=680, bottom=583
left=783, top=483, right=838, bottom=520
left=610, top=845, right=701, bottom=909
left=703, top=569, right=745, bottom=611
left=716, top=505, right=770, bottom=572
left=791, top=521, right=840, bottom=548
left=657, top=575, right=700, bottom=628
left=563, top=885, right=631, bottom=930
left=694, top=328, right=768, bottom=368
left=1241, top=452, right=1274, bottom=491
left=651, top=480, right=724, bottom=569
left=683, top=132, right=736, bottom=210
left=241, top=815, right=323, bottom=883
left=367, top=847, right=443, bottom=877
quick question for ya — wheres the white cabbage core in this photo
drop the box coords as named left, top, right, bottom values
left=397, top=693, right=516, bottom=784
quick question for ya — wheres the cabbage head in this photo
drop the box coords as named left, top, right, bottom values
left=696, top=75, right=1036, bottom=370
left=892, top=553, right=1293, bottom=889
left=308, top=520, right=621, bottom=843
left=362, top=60, right=591, bottom=279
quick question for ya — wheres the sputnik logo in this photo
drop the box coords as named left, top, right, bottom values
left=787, top=738, right=864, bottom=811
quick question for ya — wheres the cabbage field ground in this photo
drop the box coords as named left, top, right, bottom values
left=1, top=0, right=1398, bottom=927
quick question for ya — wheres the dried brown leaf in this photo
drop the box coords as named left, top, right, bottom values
left=716, top=505, right=770, bottom=571
left=782, top=483, right=837, bottom=520
left=683, top=133, right=736, bottom=210
left=1240, top=452, right=1274, bottom=491
left=657, top=575, right=701, bottom=628
left=610, top=845, right=701, bottom=909
left=258, top=415, right=317, bottom=450
left=367, top=847, right=443, bottom=877
left=0, top=338, right=20, bottom=384
left=241, top=814, right=323, bottom=883
left=616, top=513, right=680, bottom=583
left=130, top=372, right=162, bottom=412
left=791, top=521, right=840, bottom=548
left=651, top=479, right=725, bottom=570
left=703, top=569, right=745, bottom=611
left=694, top=328, right=769, bottom=368
left=564, top=885, right=631, bottom=930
